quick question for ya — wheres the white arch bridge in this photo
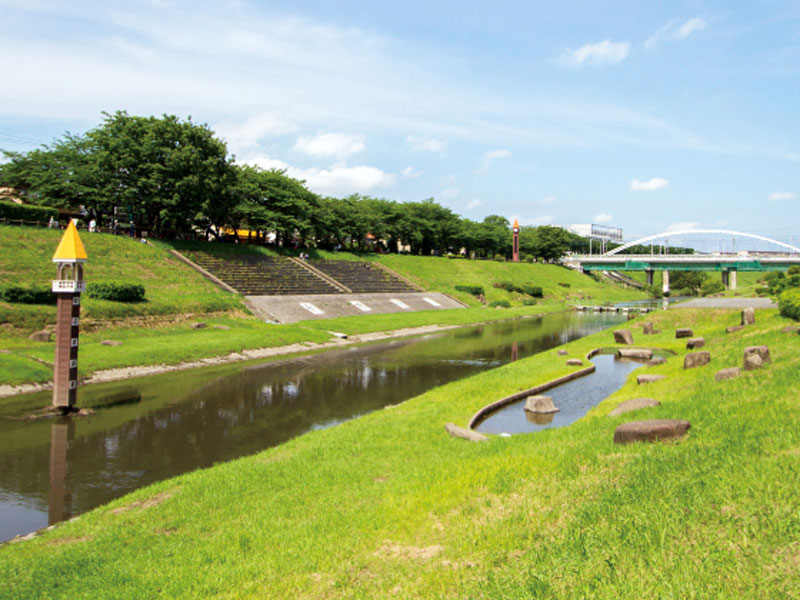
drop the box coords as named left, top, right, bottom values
left=568, top=229, right=800, bottom=294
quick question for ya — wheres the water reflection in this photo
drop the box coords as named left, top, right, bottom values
left=0, top=311, right=626, bottom=541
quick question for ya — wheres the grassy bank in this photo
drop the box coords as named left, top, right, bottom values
left=3, top=307, right=799, bottom=598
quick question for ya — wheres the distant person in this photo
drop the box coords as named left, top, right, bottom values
left=48, top=216, right=56, bottom=229
left=89, top=218, right=97, bottom=232
left=129, top=221, right=136, bottom=238
left=113, top=219, right=119, bottom=235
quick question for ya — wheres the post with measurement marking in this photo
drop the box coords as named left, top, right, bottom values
left=51, top=220, right=88, bottom=413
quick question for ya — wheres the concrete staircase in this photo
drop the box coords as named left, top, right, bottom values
left=308, top=260, right=419, bottom=294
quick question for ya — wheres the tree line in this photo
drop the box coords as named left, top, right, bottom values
left=0, top=111, right=691, bottom=261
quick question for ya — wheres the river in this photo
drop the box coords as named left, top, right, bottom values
left=0, top=311, right=626, bottom=542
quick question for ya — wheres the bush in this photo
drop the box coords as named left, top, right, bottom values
left=0, top=200, right=60, bottom=223
left=523, top=254, right=535, bottom=263
left=779, top=288, right=800, bottom=320
left=493, top=281, right=517, bottom=292
left=493, top=254, right=506, bottom=262
left=558, top=282, right=571, bottom=288
left=788, top=266, right=800, bottom=276
left=489, top=300, right=511, bottom=308
left=700, top=279, right=725, bottom=296
left=87, top=282, right=146, bottom=302
left=0, top=285, right=56, bottom=305
left=755, top=286, right=770, bottom=296
left=522, top=285, right=543, bottom=298
left=522, top=298, right=537, bottom=306
left=454, top=285, right=484, bottom=296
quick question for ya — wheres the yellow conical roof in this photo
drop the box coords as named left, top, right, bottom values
left=513, top=218, right=520, bottom=229
left=52, top=220, right=88, bottom=262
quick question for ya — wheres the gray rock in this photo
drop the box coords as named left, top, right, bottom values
left=444, top=423, right=488, bottom=442
left=28, top=331, right=51, bottom=342
left=613, top=419, right=691, bottom=444
left=741, top=307, right=755, bottom=325
left=637, top=374, right=666, bottom=384
left=566, top=359, right=583, bottom=366
left=686, top=337, right=705, bottom=349
left=557, top=349, right=569, bottom=356
left=100, top=340, right=122, bottom=346
left=684, top=351, right=711, bottom=369
left=743, top=353, right=763, bottom=371
left=646, top=357, right=667, bottom=366
left=642, top=322, right=654, bottom=335
left=715, top=367, right=741, bottom=381
left=781, top=325, right=799, bottom=334
left=744, top=345, right=771, bottom=364
left=609, top=398, right=661, bottom=417
left=613, top=329, right=634, bottom=345
left=524, top=395, right=559, bottom=414
left=726, top=326, right=744, bottom=333
left=191, top=322, right=207, bottom=329
left=675, top=328, right=693, bottom=339
left=617, top=348, right=654, bottom=359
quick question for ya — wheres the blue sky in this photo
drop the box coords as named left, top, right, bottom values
left=1, top=0, right=798, bottom=247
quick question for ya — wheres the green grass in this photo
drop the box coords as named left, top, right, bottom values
left=3, top=307, right=799, bottom=598
left=0, top=225, right=242, bottom=331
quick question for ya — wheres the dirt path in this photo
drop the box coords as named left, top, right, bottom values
left=0, top=324, right=459, bottom=399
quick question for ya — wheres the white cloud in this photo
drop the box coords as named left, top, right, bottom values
left=294, top=132, right=365, bottom=160
left=407, top=136, right=445, bottom=153
left=562, top=39, right=630, bottom=67
left=630, top=177, right=669, bottom=191
left=246, top=156, right=394, bottom=196
left=645, top=18, right=707, bottom=49
left=768, top=191, right=795, bottom=201
left=401, top=166, right=422, bottom=178
left=466, top=199, right=482, bottom=211
left=440, top=188, right=459, bottom=200
left=593, top=213, right=613, bottom=224
left=665, top=222, right=700, bottom=233
left=477, top=149, right=512, bottom=174
left=541, top=195, right=556, bottom=206
left=213, top=114, right=295, bottom=155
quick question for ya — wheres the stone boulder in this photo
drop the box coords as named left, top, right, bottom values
left=637, top=374, right=666, bottom=385
left=744, top=345, right=771, bottom=365
left=684, top=351, right=711, bottom=369
left=781, top=325, right=799, bottom=334
left=191, top=322, right=207, bottom=329
left=741, top=307, right=755, bottom=325
left=444, top=423, right=488, bottom=442
left=617, top=348, right=653, bottom=360
left=675, top=328, right=693, bottom=339
left=557, top=349, right=569, bottom=356
left=524, top=395, right=559, bottom=414
left=613, top=329, right=634, bottom=345
left=715, top=367, right=741, bottom=381
left=566, top=359, right=583, bottom=366
left=642, top=322, right=654, bottom=335
left=609, top=398, right=661, bottom=417
left=686, top=337, right=705, bottom=350
left=28, top=331, right=51, bottom=342
left=743, top=353, right=763, bottom=371
left=646, top=357, right=667, bottom=367
left=613, top=419, right=691, bottom=444
left=100, top=340, right=122, bottom=346
left=726, top=326, right=744, bottom=334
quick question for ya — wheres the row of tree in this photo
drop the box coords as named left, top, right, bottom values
left=0, top=111, right=691, bottom=261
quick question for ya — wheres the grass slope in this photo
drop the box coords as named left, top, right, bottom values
left=3, top=308, right=799, bottom=598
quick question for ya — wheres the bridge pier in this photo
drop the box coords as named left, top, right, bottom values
left=662, top=270, right=670, bottom=297
left=730, top=271, right=737, bottom=290
left=722, top=271, right=729, bottom=288
left=646, top=270, right=654, bottom=286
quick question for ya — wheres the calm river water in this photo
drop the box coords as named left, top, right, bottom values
left=0, top=311, right=625, bottom=541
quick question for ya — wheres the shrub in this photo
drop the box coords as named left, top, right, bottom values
left=454, top=285, right=484, bottom=296
left=788, top=266, right=800, bottom=276
left=87, top=282, right=146, bottom=302
left=493, top=281, right=516, bottom=292
left=523, top=254, right=535, bottom=263
left=779, top=288, right=800, bottom=320
left=522, top=298, right=537, bottom=306
left=755, top=286, right=770, bottom=296
left=558, top=282, right=571, bottom=288
left=0, top=285, right=56, bottom=305
left=522, top=285, right=543, bottom=298
left=493, top=254, right=506, bottom=262
left=700, top=279, right=725, bottom=296
left=489, top=300, right=511, bottom=308
left=0, top=200, right=60, bottom=223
